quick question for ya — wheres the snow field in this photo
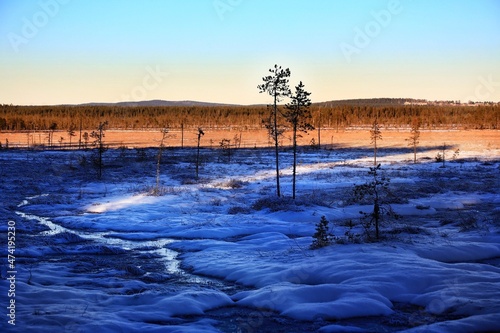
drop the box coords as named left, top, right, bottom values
left=1, top=145, right=499, bottom=332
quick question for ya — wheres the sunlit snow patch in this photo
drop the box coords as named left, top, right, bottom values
left=86, top=194, right=160, bottom=213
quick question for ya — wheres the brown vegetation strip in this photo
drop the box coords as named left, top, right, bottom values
left=1, top=129, right=498, bottom=151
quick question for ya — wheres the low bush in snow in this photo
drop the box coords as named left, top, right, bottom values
left=209, top=197, right=224, bottom=206
left=251, top=196, right=302, bottom=212
left=441, top=212, right=481, bottom=232
left=303, top=189, right=334, bottom=207
left=214, top=178, right=248, bottom=189
left=228, top=206, right=252, bottom=215
left=225, top=178, right=246, bottom=189
left=457, top=212, right=479, bottom=232
left=387, top=225, right=430, bottom=235
left=135, top=149, right=149, bottom=161
left=139, top=185, right=184, bottom=196
left=145, top=185, right=169, bottom=196
left=335, top=219, right=363, bottom=244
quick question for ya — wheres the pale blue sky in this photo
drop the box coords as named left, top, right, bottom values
left=1, top=0, right=499, bottom=105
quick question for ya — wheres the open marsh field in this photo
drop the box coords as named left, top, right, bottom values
left=2, top=129, right=499, bottom=151
left=1, top=131, right=499, bottom=332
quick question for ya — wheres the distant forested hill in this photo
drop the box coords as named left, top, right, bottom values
left=0, top=100, right=498, bottom=131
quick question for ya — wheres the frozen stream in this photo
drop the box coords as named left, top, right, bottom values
left=14, top=195, right=328, bottom=332
left=15, top=195, right=231, bottom=288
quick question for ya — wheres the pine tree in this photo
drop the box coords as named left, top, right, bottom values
left=406, top=118, right=421, bottom=163
left=283, top=81, right=314, bottom=199
left=310, top=216, right=333, bottom=249
left=354, top=164, right=398, bottom=240
left=370, top=120, right=382, bottom=165
left=67, top=124, right=76, bottom=149
left=258, top=64, right=291, bottom=197
left=90, top=121, right=108, bottom=179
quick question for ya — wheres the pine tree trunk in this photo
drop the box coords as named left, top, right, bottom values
left=196, top=137, right=200, bottom=179
left=273, top=95, right=281, bottom=197
left=374, top=200, right=380, bottom=240
left=292, top=125, right=297, bottom=199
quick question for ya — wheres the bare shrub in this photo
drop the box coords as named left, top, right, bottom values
left=252, top=196, right=301, bottom=212
left=334, top=219, right=362, bottom=244
left=387, top=226, right=430, bottom=235
left=457, top=212, right=479, bottom=232
left=136, top=149, right=148, bottom=161
left=303, top=189, right=333, bottom=207
left=142, top=185, right=183, bottom=196
left=146, top=186, right=168, bottom=197
left=226, top=178, right=246, bottom=189
left=228, top=206, right=251, bottom=215
left=210, top=198, right=223, bottom=206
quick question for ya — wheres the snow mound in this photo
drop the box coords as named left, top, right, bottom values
left=234, top=283, right=394, bottom=320
left=416, top=242, right=500, bottom=263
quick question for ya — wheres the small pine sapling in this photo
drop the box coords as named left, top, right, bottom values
left=370, top=120, right=382, bottom=166
left=435, top=142, right=448, bottom=167
left=337, top=220, right=361, bottom=244
left=353, top=164, right=399, bottom=240
left=90, top=121, right=108, bottom=179
left=310, top=216, right=334, bottom=249
left=67, top=124, right=76, bottom=149
left=406, top=118, right=421, bottom=163
left=233, top=133, right=242, bottom=149
left=82, top=132, right=89, bottom=149
left=48, top=122, right=57, bottom=148
left=219, top=138, right=231, bottom=163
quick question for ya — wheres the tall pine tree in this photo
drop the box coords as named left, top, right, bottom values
left=284, top=81, right=314, bottom=199
left=257, top=65, right=291, bottom=197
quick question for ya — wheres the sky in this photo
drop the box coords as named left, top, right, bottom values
left=0, top=0, right=499, bottom=105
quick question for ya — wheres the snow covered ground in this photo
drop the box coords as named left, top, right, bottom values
left=1, top=143, right=499, bottom=332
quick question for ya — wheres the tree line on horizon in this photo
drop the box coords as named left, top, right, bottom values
left=0, top=103, right=498, bottom=132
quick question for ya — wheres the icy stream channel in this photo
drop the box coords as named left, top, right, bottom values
left=16, top=195, right=211, bottom=282
left=12, top=195, right=328, bottom=331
